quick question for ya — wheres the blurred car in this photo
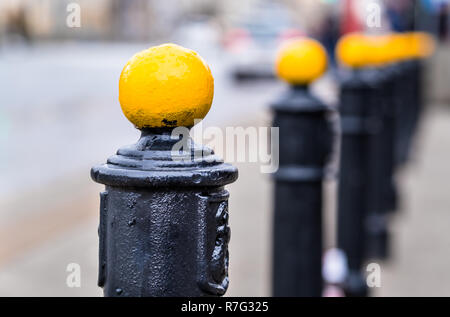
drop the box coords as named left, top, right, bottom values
left=223, top=3, right=304, bottom=81
left=172, top=16, right=221, bottom=57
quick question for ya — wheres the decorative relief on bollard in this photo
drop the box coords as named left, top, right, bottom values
left=91, top=44, right=238, bottom=297
left=271, top=38, right=336, bottom=297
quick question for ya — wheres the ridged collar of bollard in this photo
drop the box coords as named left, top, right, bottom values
left=91, top=128, right=238, bottom=188
left=271, top=85, right=333, bottom=113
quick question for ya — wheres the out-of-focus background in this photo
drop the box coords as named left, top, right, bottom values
left=0, top=0, right=449, bottom=296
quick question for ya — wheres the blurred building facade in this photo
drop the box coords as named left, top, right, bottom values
left=0, top=0, right=221, bottom=42
left=1, top=0, right=446, bottom=43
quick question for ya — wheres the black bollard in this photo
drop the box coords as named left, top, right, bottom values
left=271, top=38, right=336, bottom=297
left=272, top=85, right=336, bottom=297
left=91, top=44, right=238, bottom=297
left=91, top=129, right=238, bottom=296
left=337, top=68, right=385, bottom=296
left=409, top=60, right=424, bottom=149
left=396, top=59, right=424, bottom=167
left=394, top=61, right=416, bottom=169
left=363, top=65, right=399, bottom=260
left=381, top=63, right=402, bottom=213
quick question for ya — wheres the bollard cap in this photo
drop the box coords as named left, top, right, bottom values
left=119, top=43, right=214, bottom=129
left=365, top=34, right=395, bottom=66
left=336, top=33, right=374, bottom=68
left=275, top=37, right=328, bottom=85
left=405, top=32, right=436, bottom=59
left=337, top=33, right=415, bottom=68
left=378, top=32, right=433, bottom=64
left=385, top=33, right=411, bottom=63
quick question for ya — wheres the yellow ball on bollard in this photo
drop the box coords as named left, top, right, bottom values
left=387, top=33, right=412, bottom=62
left=119, top=43, right=214, bottom=129
left=336, top=33, right=375, bottom=68
left=364, top=33, right=409, bottom=66
left=365, top=34, right=395, bottom=66
left=405, top=32, right=436, bottom=59
left=275, top=38, right=328, bottom=85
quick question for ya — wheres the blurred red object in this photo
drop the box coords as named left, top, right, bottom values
left=341, top=0, right=362, bottom=35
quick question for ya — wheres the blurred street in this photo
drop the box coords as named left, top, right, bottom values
left=0, top=0, right=450, bottom=298
left=0, top=42, right=450, bottom=296
left=0, top=42, right=283, bottom=296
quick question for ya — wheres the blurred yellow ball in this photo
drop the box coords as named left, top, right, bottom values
left=275, top=38, right=328, bottom=85
left=406, top=32, right=436, bottom=59
left=365, top=34, right=393, bottom=66
left=336, top=33, right=372, bottom=68
left=387, top=33, right=411, bottom=62
left=119, top=43, right=214, bottom=129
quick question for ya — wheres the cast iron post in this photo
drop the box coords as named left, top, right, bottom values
left=91, top=44, right=238, bottom=297
left=363, top=64, right=397, bottom=260
left=394, top=60, right=416, bottom=168
left=271, top=38, right=336, bottom=297
left=337, top=67, right=386, bottom=297
left=334, top=33, right=398, bottom=295
left=394, top=32, right=433, bottom=168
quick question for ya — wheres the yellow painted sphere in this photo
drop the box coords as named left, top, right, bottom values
left=365, top=34, right=394, bottom=66
left=336, top=33, right=372, bottom=68
left=406, top=32, right=436, bottom=59
left=119, top=43, right=214, bottom=129
left=275, top=38, right=328, bottom=85
left=387, top=33, right=411, bottom=62
left=364, top=33, right=409, bottom=65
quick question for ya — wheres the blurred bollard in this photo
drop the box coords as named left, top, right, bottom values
left=395, top=32, right=435, bottom=168
left=271, top=38, right=336, bottom=297
left=91, top=44, right=238, bottom=297
left=363, top=33, right=435, bottom=258
left=394, top=60, right=417, bottom=168
left=375, top=33, right=435, bottom=218
left=334, top=32, right=436, bottom=296
left=377, top=63, right=401, bottom=216
left=335, top=34, right=389, bottom=295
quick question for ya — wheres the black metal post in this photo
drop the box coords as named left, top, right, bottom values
left=337, top=68, right=386, bottom=296
left=394, top=61, right=415, bottom=168
left=363, top=65, right=398, bottom=260
left=91, top=128, right=238, bottom=297
left=272, top=85, right=336, bottom=297
left=410, top=60, right=424, bottom=139
left=395, top=59, right=424, bottom=167
left=381, top=64, right=402, bottom=214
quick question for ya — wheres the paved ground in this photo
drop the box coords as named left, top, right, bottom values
left=373, top=105, right=450, bottom=296
left=1, top=43, right=450, bottom=296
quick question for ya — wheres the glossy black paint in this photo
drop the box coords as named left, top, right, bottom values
left=91, top=128, right=238, bottom=297
left=271, top=85, right=337, bottom=297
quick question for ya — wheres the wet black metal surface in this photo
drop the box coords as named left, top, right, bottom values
left=91, top=128, right=238, bottom=297
left=271, top=85, right=337, bottom=297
